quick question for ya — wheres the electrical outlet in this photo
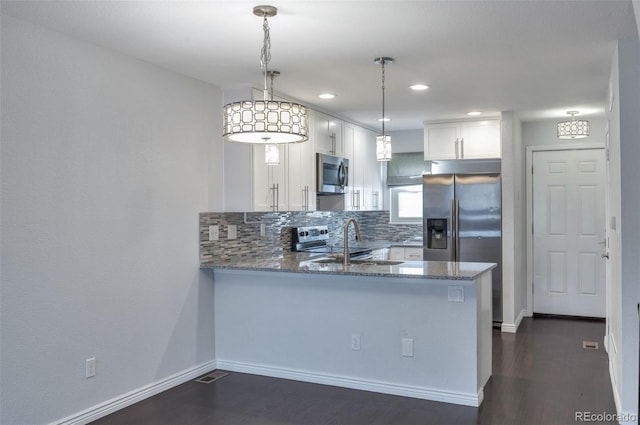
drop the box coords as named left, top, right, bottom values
left=260, top=223, right=266, bottom=237
left=402, top=338, right=414, bottom=357
left=86, top=357, right=96, bottom=378
left=448, top=286, right=464, bottom=303
left=227, top=225, right=237, bottom=239
left=351, top=334, right=361, bottom=351
left=208, top=225, right=219, bottom=241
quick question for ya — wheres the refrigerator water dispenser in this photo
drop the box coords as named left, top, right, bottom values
left=426, top=218, right=448, bottom=249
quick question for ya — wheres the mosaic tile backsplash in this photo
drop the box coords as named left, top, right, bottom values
left=199, top=211, right=422, bottom=263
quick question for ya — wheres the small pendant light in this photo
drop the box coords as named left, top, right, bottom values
left=375, top=57, right=394, bottom=161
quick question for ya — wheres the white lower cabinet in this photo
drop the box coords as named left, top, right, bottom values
left=371, top=248, right=389, bottom=260
left=389, top=246, right=424, bottom=261
left=388, top=247, right=405, bottom=261
left=404, top=247, right=424, bottom=261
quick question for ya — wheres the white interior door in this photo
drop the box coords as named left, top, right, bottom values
left=532, top=149, right=606, bottom=317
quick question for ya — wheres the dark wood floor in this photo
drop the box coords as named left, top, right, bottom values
left=92, top=317, right=616, bottom=425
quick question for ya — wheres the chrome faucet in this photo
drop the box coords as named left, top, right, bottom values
left=343, top=218, right=361, bottom=266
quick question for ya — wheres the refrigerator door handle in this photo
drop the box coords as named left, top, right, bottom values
left=455, top=200, right=461, bottom=262
left=450, top=199, right=456, bottom=261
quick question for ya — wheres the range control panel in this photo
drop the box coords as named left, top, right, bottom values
left=292, top=225, right=330, bottom=244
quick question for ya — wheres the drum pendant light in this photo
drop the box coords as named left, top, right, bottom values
left=557, top=111, right=589, bottom=139
left=222, top=6, right=308, bottom=145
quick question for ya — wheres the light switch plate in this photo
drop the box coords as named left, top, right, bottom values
left=402, top=338, right=414, bottom=357
left=351, top=334, right=361, bottom=351
left=448, top=286, right=464, bottom=303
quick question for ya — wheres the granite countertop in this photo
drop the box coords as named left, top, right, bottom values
left=200, top=252, right=495, bottom=281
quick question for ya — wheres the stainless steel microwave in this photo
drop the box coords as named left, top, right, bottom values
left=316, top=153, right=349, bottom=194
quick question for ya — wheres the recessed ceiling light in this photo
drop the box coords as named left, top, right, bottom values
left=319, top=93, right=336, bottom=99
left=467, top=111, right=482, bottom=116
left=409, top=84, right=430, bottom=91
left=378, top=117, right=391, bottom=122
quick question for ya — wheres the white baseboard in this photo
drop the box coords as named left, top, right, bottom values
left=501, top=309, right=528, bottom=333
left=608, top=363, right=638, bottom=424
left=216, top=359, right=482, bottom=407
left=609, top=358, right=622, bottom=417
left=54, top=360, right=217, bottom=425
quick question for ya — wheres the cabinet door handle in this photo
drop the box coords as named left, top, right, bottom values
left=455, top=138, right=459, bottom=159
left=460, top=138, right=464, bottom=159
left=271, top=183, right=279, bottom=212
left=330, top=132, right=336, bottom=155
left=270, top=184, right=276, bottom=212
left=302, top=186, right=309, bottom=211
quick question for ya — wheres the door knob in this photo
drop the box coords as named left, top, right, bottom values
left=601, top=253, right=610, bottom=259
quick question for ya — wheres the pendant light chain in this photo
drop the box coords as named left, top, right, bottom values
left=260, top=13, right=272, bottom=101
left=374, top=56, right=393, bottom=161
left=381, top=59, right=386, bottom=137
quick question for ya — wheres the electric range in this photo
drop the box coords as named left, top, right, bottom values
left=291, top=225, right=372, bottom=258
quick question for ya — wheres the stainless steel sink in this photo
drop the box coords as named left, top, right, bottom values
left=313, top=258, right=404, bottom=266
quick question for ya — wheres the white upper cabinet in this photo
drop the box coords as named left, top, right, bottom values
left=252, top=145, right=288, bottom=212
left=458, top=120, right=501, bottom=159
left=248, top=101, right=381, bottom=212
left=424, top=119, right=501, bottom=160
left=424, top=123, right=459, bottom=160
left=315, top=111, right=344, bottom=156
left=345, top=125, right=383, bottom=211
left=361, top=128, right=383, bottom=210
left=252, top=140, right=316, bottom=212
left=250, top=92, right=316, bottom=212
left=288, top=137, right=316, bottom=211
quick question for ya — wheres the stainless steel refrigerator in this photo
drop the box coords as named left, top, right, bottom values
left=423, top=160, right=502, bottom=323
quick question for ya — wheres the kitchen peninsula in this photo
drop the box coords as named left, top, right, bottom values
left=200, top=212, right=495, bottom=407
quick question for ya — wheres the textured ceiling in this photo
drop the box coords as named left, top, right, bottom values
left=2, top=0, right=638, bottom=130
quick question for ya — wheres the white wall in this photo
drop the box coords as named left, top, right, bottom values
left=222, top=88, right=254, bottom=212
left=0, top=16, right=221, bottom=425
left=522, top=117, right=607, bottom=148
left=500, top=112, right=526, bottom=332
left=388, top=129, right=423, bottom=153
left=608, top=40, right=640, bottom=423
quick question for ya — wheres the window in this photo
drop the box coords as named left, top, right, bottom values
left=389, top=185, right=422, bottom=224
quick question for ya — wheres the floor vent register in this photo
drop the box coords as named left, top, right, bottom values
left=582, top=341, right=599, bottom=350
left=195, top=370, right=229, bottom=384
